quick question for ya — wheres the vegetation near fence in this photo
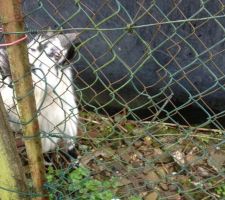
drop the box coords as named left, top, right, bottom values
left=0, top=0, right=225, bottom=199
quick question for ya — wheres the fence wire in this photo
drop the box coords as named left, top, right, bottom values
left=0, top=0, right=225, bottom=199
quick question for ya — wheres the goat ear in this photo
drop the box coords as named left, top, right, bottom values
left=57, top=32, right=79, bottom=49
left=57, top=27, right=63, bottom=34
left=46, top=32, right=54, bottom=37
left=46, top=27, right=64, bottom=37
left=40, top=27, right=55, bottom=40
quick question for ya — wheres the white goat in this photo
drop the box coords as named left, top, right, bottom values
left=0, top=32, right=79, bottom=153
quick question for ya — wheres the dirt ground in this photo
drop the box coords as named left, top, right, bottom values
left=18, top=111, right=225, bottom=199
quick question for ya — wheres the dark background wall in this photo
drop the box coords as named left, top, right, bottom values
left=23, top=0, right=225, bottom=124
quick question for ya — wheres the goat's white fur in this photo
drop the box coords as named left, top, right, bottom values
left=0, top=33, right=78, bottom=153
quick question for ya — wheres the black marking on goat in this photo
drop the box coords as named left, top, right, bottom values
left=37, top=43, right=48, bottom=52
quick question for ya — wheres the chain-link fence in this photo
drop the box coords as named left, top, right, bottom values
left=0, top=0, right=225, bottom=199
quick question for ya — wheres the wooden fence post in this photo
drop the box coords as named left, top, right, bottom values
left=0, top=93, right=29, bottom=200
left=0, top=1, right=47, bottom=199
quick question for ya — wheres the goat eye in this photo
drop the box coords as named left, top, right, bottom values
left=48, top=52, right=54, bottom=58
left=30, top=48, right=36, bottom=52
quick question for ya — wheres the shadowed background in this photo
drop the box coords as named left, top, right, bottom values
left=23, top=0, right=225, bottom=126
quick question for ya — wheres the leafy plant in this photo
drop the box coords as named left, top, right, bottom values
left=129, top=196, right=142, bottom=200
left=45, top=166, right=119, bottom=200
left=215, top=183, right=225, bottom=198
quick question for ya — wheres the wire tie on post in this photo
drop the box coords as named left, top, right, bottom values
left=0, top=27, right=27, bottom=47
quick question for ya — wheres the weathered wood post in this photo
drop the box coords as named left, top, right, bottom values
left=0, top=0, right=47, bottom=199
left=0, top=93, right=29, bottom=200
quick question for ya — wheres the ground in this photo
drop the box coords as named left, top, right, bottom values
left=18, top=111, right=225, bottom=199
